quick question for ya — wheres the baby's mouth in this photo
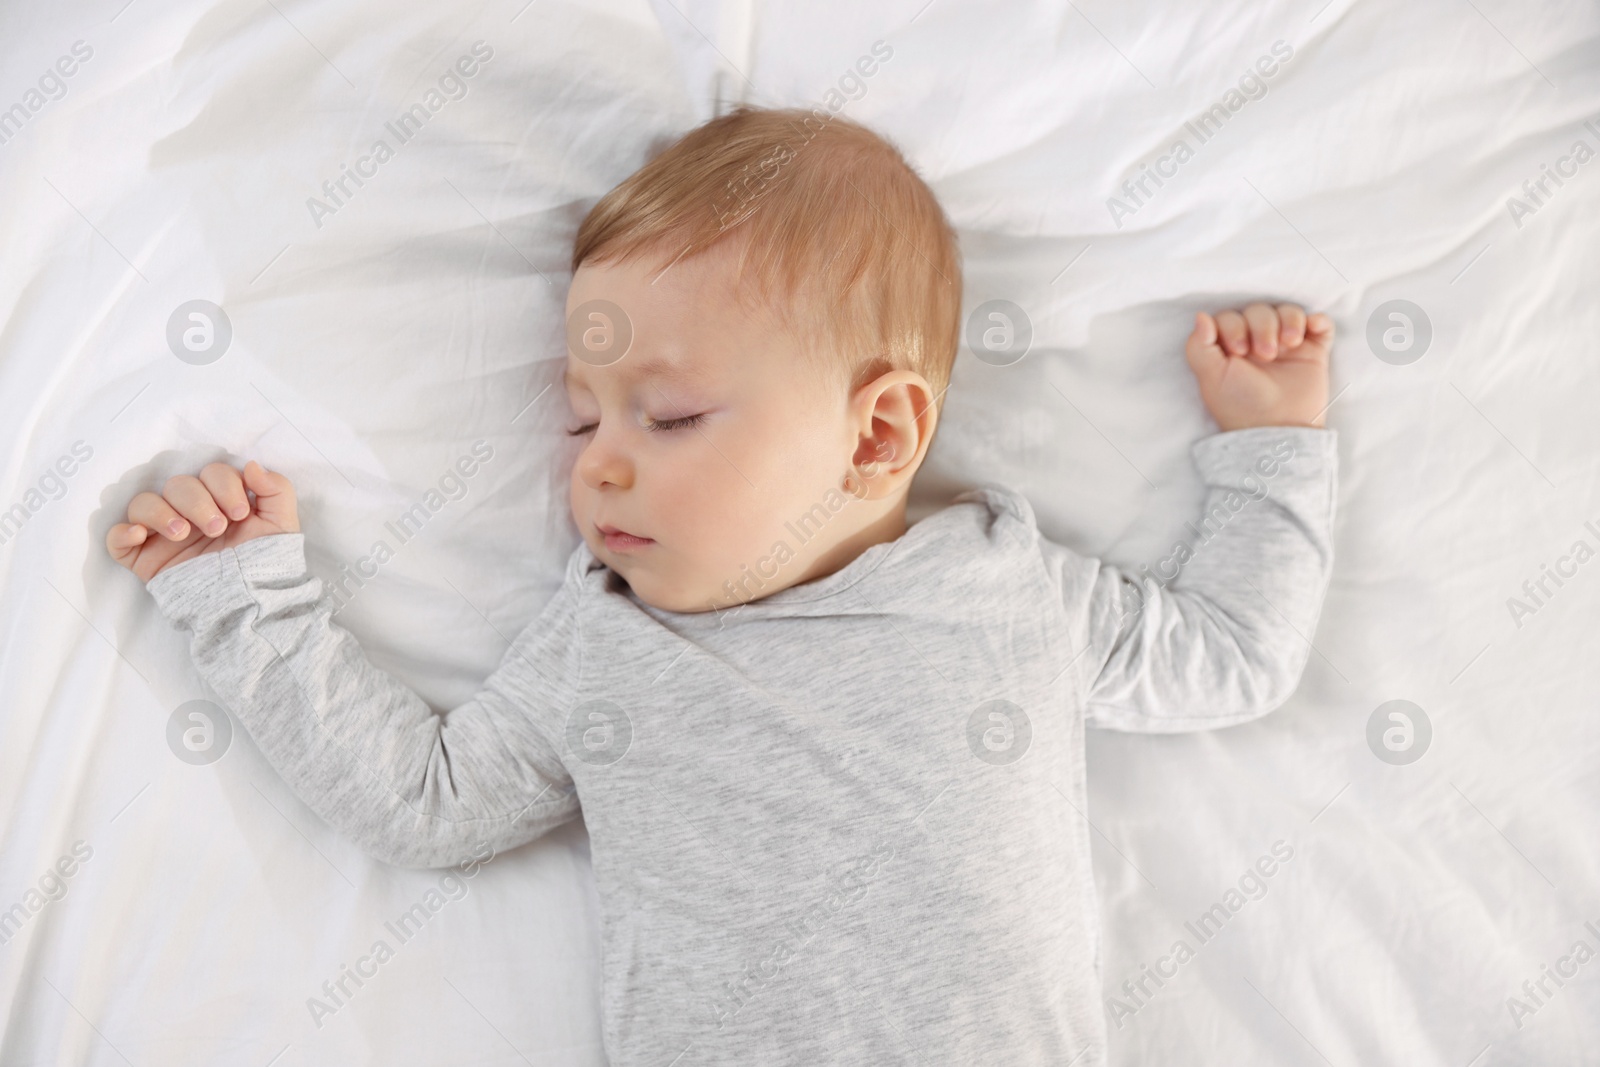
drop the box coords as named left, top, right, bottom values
left=597, top=523, right=654, bottom=553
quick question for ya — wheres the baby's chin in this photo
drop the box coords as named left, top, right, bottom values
left=596, top=549, right=708, bottom=614
left=615, top=570, right=724, bottom=614
left=616, top=555, right=801, bottom=615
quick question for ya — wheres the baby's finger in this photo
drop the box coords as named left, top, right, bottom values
left=1215, top=310, right=1249, bottom=356
left=105, top=522, right=149, bottom=566
left=128, top=491, right=191, bottom=540
left=200, top=463, right=250, bottom=521
left=1276, top=304, right=1307, bottom=350
left=162, top=474, right=228, bottom=538
left=1243, top=303, right=1279, bottom=360
left=1186, top=312, right=1227, bottom=380
left=1294, top=312, right=1335, bottom=364
left=243, top=460, right=300, bottom=531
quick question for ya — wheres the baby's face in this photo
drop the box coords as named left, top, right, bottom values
left=563, top=242, right=865, bottom=613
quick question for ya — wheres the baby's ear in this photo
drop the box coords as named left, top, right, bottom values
left=850, top=369, right=937, bottom=492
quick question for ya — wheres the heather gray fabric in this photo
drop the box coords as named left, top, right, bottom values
left=145, top=424, right=1338, bottom=1066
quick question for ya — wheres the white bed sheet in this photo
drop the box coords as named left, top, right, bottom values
left=1, top=0, right=1597, bottom=1063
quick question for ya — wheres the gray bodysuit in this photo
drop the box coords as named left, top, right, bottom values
left=147, top=425, right=1338, bottom=1066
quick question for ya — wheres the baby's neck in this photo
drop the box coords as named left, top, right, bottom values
left=792, top=496, right=909, bottom=588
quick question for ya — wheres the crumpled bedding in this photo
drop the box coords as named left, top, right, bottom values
left=1, top=0, right=1596, bottom=1063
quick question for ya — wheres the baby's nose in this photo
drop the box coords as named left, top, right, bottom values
left=577, top=440, right=634, bottom=490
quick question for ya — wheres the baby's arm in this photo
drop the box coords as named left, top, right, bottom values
left=107, top=462, right=580, bottom=867
left=1044, top=303, right=1337, bottom=731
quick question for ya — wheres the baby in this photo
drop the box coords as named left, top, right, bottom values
left=108, top=107, right=1336, bottom=1064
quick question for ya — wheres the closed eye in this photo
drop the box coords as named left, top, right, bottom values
left=646, top=413, right=707, bottom=433
left=565, top=413, right=707, bottom=436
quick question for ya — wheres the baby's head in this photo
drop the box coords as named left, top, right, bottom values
left=563, top=106, right=961, bottom=614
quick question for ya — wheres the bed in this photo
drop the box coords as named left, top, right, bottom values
left=1, top=0, right=1596, bottom=1063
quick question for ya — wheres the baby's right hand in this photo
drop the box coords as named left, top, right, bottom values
left=106, top=461, right=299, bottom=583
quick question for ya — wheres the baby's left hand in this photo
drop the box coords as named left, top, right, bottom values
left=1185, top=302, right=1332, bottom=431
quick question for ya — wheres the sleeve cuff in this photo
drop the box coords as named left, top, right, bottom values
left=1190, top=426, right=1336, bottom=487
left=146, top=533, right=311, bottom=629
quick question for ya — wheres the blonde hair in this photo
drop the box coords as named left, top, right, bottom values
left=571, top=106, right=961, bottom=410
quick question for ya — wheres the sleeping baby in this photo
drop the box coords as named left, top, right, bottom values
left=107, top=106, right=1336, bottom=1065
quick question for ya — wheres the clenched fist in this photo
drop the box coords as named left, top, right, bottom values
left=106, top=461, right=299, bottom=583
left=1185, top=302, right=1333, bottom=432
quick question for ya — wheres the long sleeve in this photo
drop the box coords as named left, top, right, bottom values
left=1042, top=426, right=1338, bottom=732
left=146, top=533, right=582, bottom=868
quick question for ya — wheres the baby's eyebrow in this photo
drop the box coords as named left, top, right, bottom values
left=564, top=357, right=709, bottom=390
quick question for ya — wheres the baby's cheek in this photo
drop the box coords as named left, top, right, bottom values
left=669, top=478, right=772, bottom=589
left=567, top=470, right=582, bottom=511
left=651, top=469, right=725, bottom=548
